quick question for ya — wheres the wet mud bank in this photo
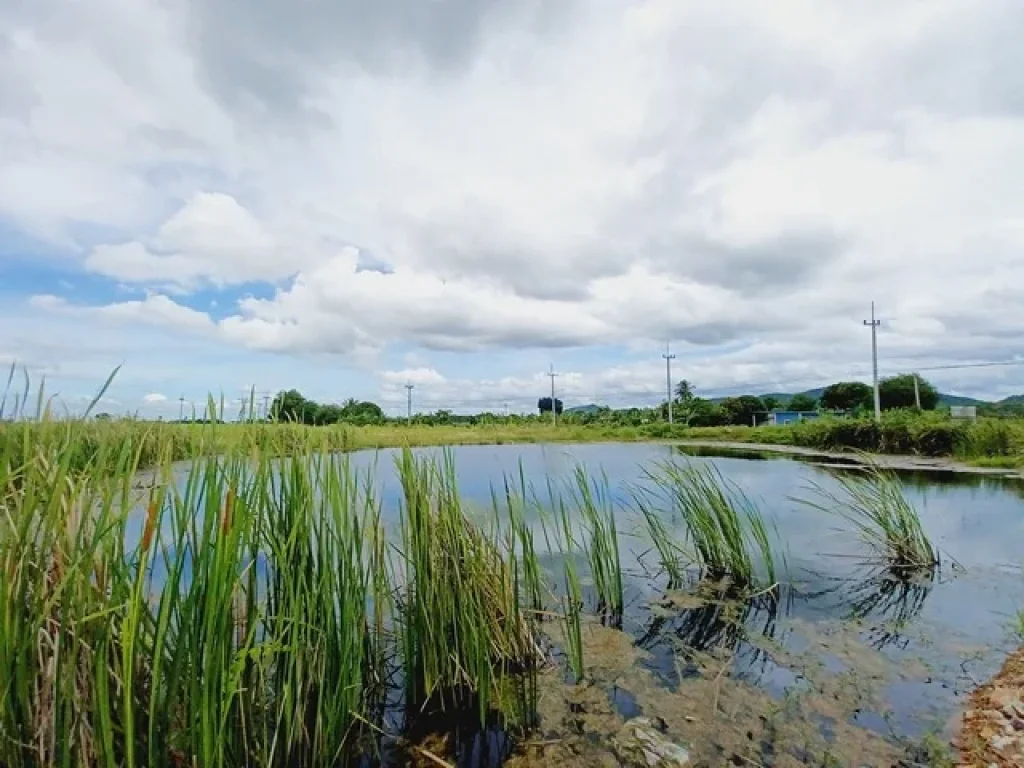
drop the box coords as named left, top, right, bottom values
left=958, top=647, right=1024, bottom=766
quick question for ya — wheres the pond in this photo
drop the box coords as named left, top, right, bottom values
left=345, top=442, right=1024, bottom=766
left=140, top=441, right=1024, bottom=766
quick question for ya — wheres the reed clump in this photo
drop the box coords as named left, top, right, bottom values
left=637, top=460, right=778, bottom=591
left=395, top=448, right=539, bottom=723
left=0, top=419, right=543, bottom=767
left=796, top=462, right=939, bottom=573
left=568, top=466, right=624, bottom=622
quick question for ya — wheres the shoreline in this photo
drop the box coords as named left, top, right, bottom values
left=676, top=439, right=1024, bottom=479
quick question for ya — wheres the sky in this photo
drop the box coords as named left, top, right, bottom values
left=2, top=0, right=1024, bottom=418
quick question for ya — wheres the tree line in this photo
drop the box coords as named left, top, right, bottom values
left=661, top=374, right=939, bottom=427
left=557, top=374, right=942, bottom=428
left=136, top=372, right=943, bottom=428
left=269, top=390, right=386, bottom=425
left=269, top=373, right=941, bottom=429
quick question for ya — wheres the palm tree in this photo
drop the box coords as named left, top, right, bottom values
left=674, top=379, right=694, bottom=403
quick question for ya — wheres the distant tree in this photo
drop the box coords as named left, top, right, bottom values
left=430, top=409, right=453, bottom=425
left=94, top=412, right=113, bottom=421
left=721, top=395, right=766, bottom=426
left=761, top=396, right=781, bottom=412
left=674, top=379, right=695, bottom=403
left=340, top=399, right=385, bottom=424
left=687, top=398, right=729, bottom=427
left=788, top=393, right=818, bottom=412
left=880, top=374, right=939, bottom=411
left=820, top=382, right=873, bottom=412
left=270, top=389, right=317, bottom=424
left=314, top=404, right=345, bottom=425
left=537, top=397, right=564, bottom=415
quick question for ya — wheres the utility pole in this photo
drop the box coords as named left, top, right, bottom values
left=405, top=383, right=414, bottom=424
left=863, top=301, right=881, bottom=423
left=504, top=402, right=509, bottom=420
left=262, top=394, right=270, bottom=421
left=178, top=395, right=185, bottom=422
left=662, top=342, right=676, bottom=424
left=546, top=364, right=559, bottom=426
left=913, top=373, right=921, bottom=409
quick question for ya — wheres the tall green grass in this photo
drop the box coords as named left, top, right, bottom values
left=796, top=463, right=939, bottom=573
left=638, top=460, right=778, bottom=591
left=0, top=421, right=544, bottom=766
left=568, top=466, right=623, bottom=621
left=394, top=448, right=538, bottom=725
left=634, top=495, right=691, bottom=588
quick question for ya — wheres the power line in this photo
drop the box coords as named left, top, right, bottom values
left=913, top=359, right=1024, bottom=372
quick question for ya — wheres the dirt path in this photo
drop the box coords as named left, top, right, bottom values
left=676, top=440, right=1024, bottom=479
left=958, top=647, right=1024, bottom=766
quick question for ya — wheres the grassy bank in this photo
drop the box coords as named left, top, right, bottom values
left=683, top=412, right=1024, bottom=467
left=2, top=410, right=1023, bottom=477
left=0, top=420, right=658, bottom=476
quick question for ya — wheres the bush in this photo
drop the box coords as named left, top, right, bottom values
left=965, top=419, right=1017, bottom=457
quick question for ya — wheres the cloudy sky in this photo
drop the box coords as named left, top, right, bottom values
left=2, top=0, right=1023, bottom=417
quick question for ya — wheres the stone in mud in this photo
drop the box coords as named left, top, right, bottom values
left=611, top=718, right=691, bottom=767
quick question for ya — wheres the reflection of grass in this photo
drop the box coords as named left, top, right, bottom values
left=1016, top=610, right=1024, bottom=642
left=808, top=567, right=935, bottom=651
left=637, top=584, right=781, bottom=655
left=797, top=462, right=939, bottom=573
left=639, top=461, right=778, bottom=591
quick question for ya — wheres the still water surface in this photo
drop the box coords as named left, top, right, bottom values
left=150, top=441, right=1024, bottom=758
left=344, top=442, right=1024, bottom=743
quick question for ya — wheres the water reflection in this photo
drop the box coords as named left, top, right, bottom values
left=801, top=567, right=938, bottom=651
left=143, top=442, right=1024, bottom=758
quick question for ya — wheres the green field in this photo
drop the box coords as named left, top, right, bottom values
left=3, top=408, right=1023, bottom=477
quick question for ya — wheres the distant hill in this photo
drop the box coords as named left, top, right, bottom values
left=938, top=393, right=989, bottom=407
left=564, top=403, right=602, bottom=414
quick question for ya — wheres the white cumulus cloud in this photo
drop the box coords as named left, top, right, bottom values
left=2, top=0, right=1024, bottom=404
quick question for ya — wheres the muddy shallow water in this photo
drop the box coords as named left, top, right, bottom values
left=141, top=442, right=1024, bottom=765
left=342, top=442, right=1024, bottom=766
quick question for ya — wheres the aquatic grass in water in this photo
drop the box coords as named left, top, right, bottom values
left=500, top=464, right=545, bottom=617
left=796, top=462, right=939, bottom=574
left=633, top=489, right=692, bottom=588
left=568, top=465, right=624, bottom=622
left=0, top=410, right=545, bottom=767
left=561, top=558, right=585, bottom=683
left=639, top=460, right=779, bottom=591
left=394, top=448, right=539, bottom=726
